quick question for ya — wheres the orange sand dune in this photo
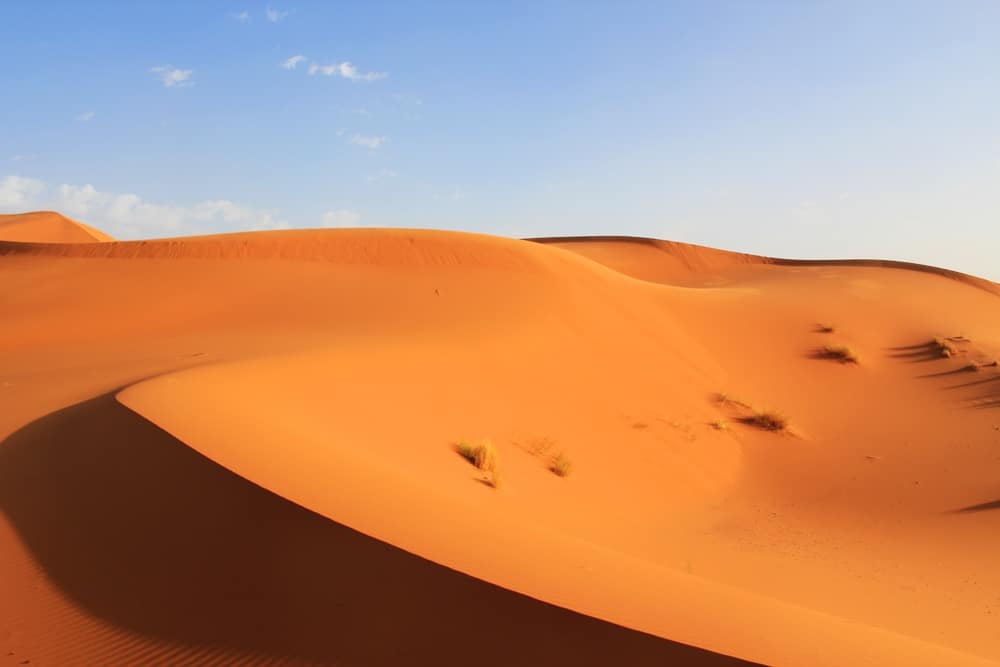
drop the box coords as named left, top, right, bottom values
left=2, top=211, right=999, bottom=666
left=533, top=234, right=1000, bottom=295
left=0, top=211, right=115, bottom=243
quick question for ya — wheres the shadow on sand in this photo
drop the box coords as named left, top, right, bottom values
left=950, top=499, right=1000, bottom=514
left=0, top=394, right=753, bottom=666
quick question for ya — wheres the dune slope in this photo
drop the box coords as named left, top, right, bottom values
left=0, top=211, right=115, bottom=243
left=2, top=212, right=999, bottom=665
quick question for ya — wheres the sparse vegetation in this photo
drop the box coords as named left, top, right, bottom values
left=743, top=410, right=789, bottom=432
left=710, top=419, right=730, bottom=431
left=457, top=439, right=498, bottom=472
left=716, top=392, right=750, bottom=408
left=819, top=344, right=859, bottom=364
left=961, top=361, right=981, bottom=372
left=817, top=323, right=836, bottom=333
left=932, top=336, right=959, bottom=358
left=525, top=437, right=555, bottom=457
left=550, top=452, right=573, bottom=477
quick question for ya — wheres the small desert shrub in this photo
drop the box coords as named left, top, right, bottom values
left=716, top=392, right=750, bottom=408
left=744, top=410, right=789, bottom=432
left=710, top=419, right=730, bottom=431
left=550, top=452, right=573, bottom=477
left=817, top=323, right=836, bottom=333
left=820, top=344, right=859, bottom=364
left=526, top=437, right=555, bottom=457
left=457, top=439, right=498, bottom=472
left=932, top=337, right=958, bottom=358
left=961, top=361, right=980, bottom=372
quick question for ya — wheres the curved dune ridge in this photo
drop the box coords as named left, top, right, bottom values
left=532, top=234, right=1000, bottom=295
left=0, top=211, right=115, bottom=243
left=2, top=210, right=1000, bottom=666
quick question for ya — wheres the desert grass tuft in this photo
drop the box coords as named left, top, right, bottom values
left=526, top=437, right=555, bottom=457
left=710, top=419, right=730, bottom=431
left=932, top=337, right=959, bottom=358
left=716, top=392, right=750, bottom=409
left=961, top=361, right=981, bottom=373
left=550, top=452, right=573, bottom=477
left=456, top=439, right=498, bottom=472
left=819, top=344, right=859, bottom=364
left=743, top=410, right=789, bottom=432
left=817, top=323, right=836, bottom=333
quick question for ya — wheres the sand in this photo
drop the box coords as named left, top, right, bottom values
left=1, top=210, right=998, bottom=665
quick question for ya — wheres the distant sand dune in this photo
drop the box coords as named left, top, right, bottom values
left=0, top=211, right=115, bottom=243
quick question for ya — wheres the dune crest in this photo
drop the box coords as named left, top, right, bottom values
left=0, top=211, right=115, bottom=243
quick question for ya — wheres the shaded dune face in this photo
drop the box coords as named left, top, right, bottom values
left=0, top=394, right=752, bottom=667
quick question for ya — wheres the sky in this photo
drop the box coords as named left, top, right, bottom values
left=1, top=1, right=998, bottom=280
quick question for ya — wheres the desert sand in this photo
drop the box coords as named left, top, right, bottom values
left=1, top=210, right=998, bottom=666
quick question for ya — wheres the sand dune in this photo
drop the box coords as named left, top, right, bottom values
left=0, top=211, right=115, bottom=244
left=2, top=211, right=999, bottom=665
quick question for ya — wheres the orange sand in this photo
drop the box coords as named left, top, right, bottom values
left=1, top=211, right=999, bottom=665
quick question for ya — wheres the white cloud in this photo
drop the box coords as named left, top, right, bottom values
left=350, top=134, right=388, bottom=150
left=76, top=111, right=95, bottom=122
left=232, top=10, right=251, bottom=22
left=0, top=175, right=44, bottom=208
left=266, top=6, right=289, bottom=22
left=281, top=54, right=307, bottom=70
left=0, top=174, right=288, bottom=238
left=307, top=61, right=387, bottom=82
left=150, top=66, right=193, bottom=88
left=322, top=209, right=361, bottom=226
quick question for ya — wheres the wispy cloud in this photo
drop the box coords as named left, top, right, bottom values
left=322, top=209, right=361, bottom=226
left=76, top=111, right=95, bottom=122
left=232, top=10, right=250, bottom=22
left=434, top=189, right=465, bottom=201
left=281, top=54, right=307, bottom=70
left=366, top=168, right=397, bottom=183
left=266, top=6, right=290, bottom=22
left=307, top=61, right=387, bottom=82
left=9, top=155, right=35, bottom=163
left=349, top=134, right=388, bottom=150
left=0, top=174, right=288, bottom=237
left=150, top=66, right=193, bottom=88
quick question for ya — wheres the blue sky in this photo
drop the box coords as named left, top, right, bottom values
left=1, top=1, right=998, bottom=279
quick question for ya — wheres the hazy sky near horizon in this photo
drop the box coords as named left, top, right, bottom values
left=1, top=1, right=998, bottom=279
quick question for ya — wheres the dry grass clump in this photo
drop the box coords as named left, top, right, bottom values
left=457, top=439, right=498, bottom=472
left=525, top=437, right=555, bottom=457
left=819, top=344, right=859, bottom=364
left=710, top=419, right=730, bottom=431
left=817, top=323, right=836, bottom=333
left=743, top=410, right=789, bottom=432
left=932, top=336, right=959, bottom=358
left=715, top=392, right=750, bottom=408
left=961, top=361, right=981, bottom=372
left=550, top=452, right=573, bottom=477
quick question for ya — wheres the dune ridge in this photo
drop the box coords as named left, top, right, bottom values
left=533, top=234, right=1000, bottom=294
left=2, top=210, right=999, bottom=666
left=0, top=211, right=115, bottom=244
